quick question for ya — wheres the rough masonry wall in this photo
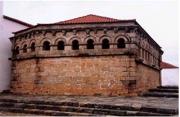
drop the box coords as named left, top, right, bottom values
left=10, top=20, right=162, bottom=96
left=11, top=56, right=138, bottom=96
left=135, top=64, right=160, bottom=94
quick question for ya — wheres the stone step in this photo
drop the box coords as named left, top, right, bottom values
left=140, top=106, right=178, bottom=115
left=0, top=98, right=177, bottom=115
left=0, top=102, right=173, bottom=116
left=149, top=88, right=178, bottom=93
left=126, top=110, right=172, bottom=116
left=157, top=86, right=179, bottom=90
left=0, top=102, right=128, bottom=116
left=0, top=107, right=94, bottom=116
left=143, top=92, right=178, bottom=98
left=0, top=99, right=137, bottom=111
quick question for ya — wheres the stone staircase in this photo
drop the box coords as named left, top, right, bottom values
left=143, top=86, right=179, bottom=98
left=0, top=98, right=178, bottom=116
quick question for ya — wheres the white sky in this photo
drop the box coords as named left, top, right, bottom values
left=3, top=0, right=179, bottom=66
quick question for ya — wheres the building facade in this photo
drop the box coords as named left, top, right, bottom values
left=0, top=1, right=32, bottom=92
left=10, top=15, right=163, bottom=96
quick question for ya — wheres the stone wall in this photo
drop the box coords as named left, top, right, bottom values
left=11, top=55, right=160, bottom=96
left=135, top=63, right=160, bottom=94
left=10, top=21, right=162, bottom=96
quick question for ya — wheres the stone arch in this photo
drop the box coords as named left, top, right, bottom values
left=40, top=38, right=52, bottom=46
left=30, top=42, right=36, bottom=52
left=69, top=36, right=81, bottom=45
left=54, top=38, right=66, bottom=45
left=43, top=41, right=51, bottom=51
left=57, top=41, right=65, bottom=50
left=29, top=39, right=36, bottom=51
left=114, top=35, right=130, bottom=43
left=72, top=40, right=79, bottom=50
left=117, top=38, right=126, bottom=48
left=14, top=42, right=21, bottom=50
left=99, top=35, right=112, bottom=43
left=86, top=39, right=94, bottom=49
left=84, top=35, right=96, bottom=43
left=21, top=41, right=28, bottom=49
left=29, top=39, right=36, bottom=47
left=22, top=44, right=28, bottom=53
left=14, top=46, right=20, bottom=55
left=102, top=38, right=110, bottom=49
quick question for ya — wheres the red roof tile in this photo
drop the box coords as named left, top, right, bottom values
left=3, top=15, right=33, bottom=27
left=13, top=14, right=136, bottom=34
left=55, top=14, right=120, bottom=24
left=160, top=61, right=178, bottom=69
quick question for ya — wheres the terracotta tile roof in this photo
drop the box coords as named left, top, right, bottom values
left=13, top=14, right=136, bottom=34
left=3, top=15, right=33, bottom=27
left=160, top=61, right=178, bottom=69
left=55, top=14, right=121, bottom=24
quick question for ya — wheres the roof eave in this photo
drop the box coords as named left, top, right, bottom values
left=3, top=15, right=33, bottom=27
left=13, top=20, right=136, bottom=35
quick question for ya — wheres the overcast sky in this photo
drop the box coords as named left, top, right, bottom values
left=3, top=0, right=179, bottom=66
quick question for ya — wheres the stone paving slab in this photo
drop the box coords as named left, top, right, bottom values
left=0, top=111, right=36, bottom=116
left=0, top=94, right=178, bottom=110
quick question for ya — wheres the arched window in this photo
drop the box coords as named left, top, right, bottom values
left=15, top=46, right=19, bottom=55
left=23, top=44, right=27, bottom=53
left=57, top=41, right=64, bottom=50
left=117, top=38, right=125, bottom=48
left=87, top=39, right=94, bottom=49
left=102, top=39, right=109, bottom=49
left=31, top=42, right=35, bottom=52
left=43, top=41, right=50, bottom=50
left=72, top=40, right=79, bottom=50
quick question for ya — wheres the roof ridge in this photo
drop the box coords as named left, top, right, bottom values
left=55, top=14, right=120, bottom=24
left=56, top=14, right=91, bottom=24
left=87, top=14, right=119, bottom=20
left=3, top=15, right=33, bottom=27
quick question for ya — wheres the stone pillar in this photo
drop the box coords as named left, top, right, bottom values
left=95, top=44, right=101, bottom=49
left=110, top=44, right=114, bottom=49
left=65, top=45, right=71, bottom=51
left=79, top=44, right=86, bottom=50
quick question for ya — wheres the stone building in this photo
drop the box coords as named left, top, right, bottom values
left=10, top=14, right=163, bottom=96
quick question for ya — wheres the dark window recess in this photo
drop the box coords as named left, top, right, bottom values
left=15, top=46, right=19, bottom=55
left=87, top=39, right=94, bottom=49
left=72, top=40, right=79, bottom=50
left=102, top=39, right=110, bottom=49
left=117, top=38, right=125, bottom=48
left=57, top=41, right=64, bottom=50
left=23, top=44, right=27, bottom=53
left=43, top=41, right=50, bottom=50
left=31, top=42, right=35, bottom=52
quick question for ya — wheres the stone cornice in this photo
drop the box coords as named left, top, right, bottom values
left=13, top=22, right=137, bottom=37
left=10, top=26, right=137, bottom=42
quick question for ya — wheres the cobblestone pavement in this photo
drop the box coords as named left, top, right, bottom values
left=0, top=94, right=178, bottom=110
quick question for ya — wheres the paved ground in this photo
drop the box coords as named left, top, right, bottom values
left=0, top=111, right=36, bottom=116
left=0, top=94, right=178, bottom=110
